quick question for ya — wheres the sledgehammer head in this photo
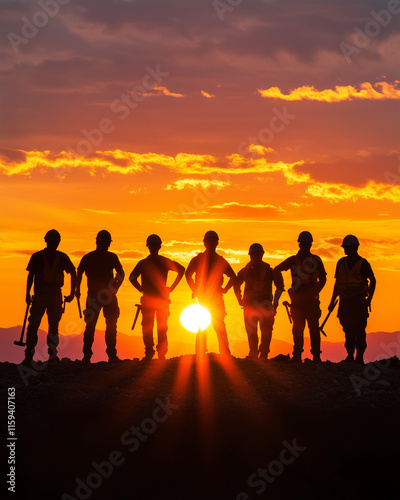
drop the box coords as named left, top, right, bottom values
left=14, top=340, right=26, bottom=347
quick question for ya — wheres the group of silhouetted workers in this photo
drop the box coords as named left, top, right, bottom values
left=20, top=228, right=376, bottom=366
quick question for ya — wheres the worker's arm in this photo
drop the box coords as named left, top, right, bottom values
left=185, top=259, right=197, bottom=296
left=75, top=268, right=83, bottom=299
left=366, top=275, right=376, bottom=310
left=26, top=271, right=34, bottom=304
left=222, top=265, right=236, bottom=294
left=65, top=268, right=76, bottom=303
left=233, top=271, right=244, bottom=306
left=167, top=262, right=185, bottom=294
left=112, top=263, right=125, bottom=293
left=315, top=273, right=327, bottom=296
left=328, top=282, right=340, bottom=312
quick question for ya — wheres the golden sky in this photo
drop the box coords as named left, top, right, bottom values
left=1, top=0, right=399, bottom=355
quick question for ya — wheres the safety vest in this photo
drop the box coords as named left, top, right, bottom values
left=243, top=262, right=273, bottom=302
left=336, top=257, right=368, bottom=298
left=42, top=251, right=63, bottom=285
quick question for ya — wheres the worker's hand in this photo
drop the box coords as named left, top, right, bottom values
left=328, top=300, right=336, bottom=312
left=75, top=289, right=81, bottom=299
left=25, top=294, right=31, bottom=305
left=366, top=298, right=372, bottom=312
left=166, top=286, right=173, bottom=295
left=237, top=297, right=243, bottom=307
left=65, top=293, right=74, bottom=303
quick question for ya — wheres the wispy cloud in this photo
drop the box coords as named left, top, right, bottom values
left=307, top=181, right=400, bottom=203
left=83, top=208, right=117, bottom=215
left=258, top=81, right=400, bottom=102
left=165, top=179, right=229, bottom=190
left=200, top=90, right=215, bottom=98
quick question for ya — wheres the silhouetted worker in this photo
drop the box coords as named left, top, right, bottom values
left=328, top=235, right=376, bottom=364
left=275, top=231, right=327, bottom=363
left=185, top=231, right=236, bottom=356
left=76, top=230, right=124, bottom=363
left=22, top=229, right=76, bottom=365
left=129, top=234, right=185, bottom=360
left=234, top=243, right=284, bottom=359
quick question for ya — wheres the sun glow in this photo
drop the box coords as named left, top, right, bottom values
left=180, top=303, right=212, bottom=333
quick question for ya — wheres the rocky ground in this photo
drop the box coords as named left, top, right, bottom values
left=2, top=355, right=400, bottom=500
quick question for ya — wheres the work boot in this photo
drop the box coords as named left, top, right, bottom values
left=82, top=355, right=91, bottom=364
left=246, top=351, right=259, bottom=360
left=290, top=354, right=302, bottom=363
left=21, top=356, right=33, bottom=367
left=158, top=353, right=166, bottom=361
left=355, top=352, right=364, bottom=365
left=48, top=356, right=60, bottom=363
left=340, top=353, right=354, bottom=363
left=313, top=354, right=321, bottom=364
left=108, top=355, right=120, bottom=364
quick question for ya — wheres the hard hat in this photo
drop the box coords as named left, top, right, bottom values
left=249, top=243, right=264, bottom=254
left=44, top=229, right=61, bottom=242
left=341, top=234, right=359, bottom=247
left=297, top=231, right=313, bottom=243
left=204, top=230, right=219, bottom=240
left=96, top=230, right=112, bottom=243
left=146, top=234, right=162, bottom=246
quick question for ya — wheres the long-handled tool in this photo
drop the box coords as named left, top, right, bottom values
left=77, top=296, right=82, bottom=319
left=14, top=298, right=31, bottom=347
left=282, top=300, right=292, bottom=324
left=319, top=298, right=338, bottom=337
left=132, top=304, right=141, bottom=330
left=62, top=296, right=66, bottom=314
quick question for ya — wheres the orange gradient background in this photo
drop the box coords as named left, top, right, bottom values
left=1, top=0, right=399, bottom=356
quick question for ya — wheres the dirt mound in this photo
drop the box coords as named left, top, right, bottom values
left=2, top=355, right=400, bottom=500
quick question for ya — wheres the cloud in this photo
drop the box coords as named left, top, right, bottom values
left=306, top=181, right=400, bottom=203
left=258, top=81, right=400, bottom=102
left=165, top=179, right=230, bottom=190
left=83, top=208, right=117, bottom=215
left=138, top=86, right=185, bottom=98
left=200, top=90, right=215, bottom=98
left=208, top=201, right=286, bottom=216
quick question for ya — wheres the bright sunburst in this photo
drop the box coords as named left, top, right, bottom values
left=180, top=303, right=212, bottom=333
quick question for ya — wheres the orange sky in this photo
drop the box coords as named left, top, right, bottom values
left=1, top=0, right=399, bottom=356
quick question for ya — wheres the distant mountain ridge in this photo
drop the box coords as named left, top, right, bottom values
left=1, top=326, right=399, bottom=364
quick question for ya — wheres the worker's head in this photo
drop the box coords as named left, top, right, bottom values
left=96, top=230, right=112, bottom=250
left=203, top=230, right=219, bottom=251
left=297, top=230, right=313, bottom=252
left=249, top=243, right=264, bottom=263
left=146, top=234, right=162, bottom=254
left=341, top=234, right=359, bottom=256
left=44, top=229, right=61, bottom=251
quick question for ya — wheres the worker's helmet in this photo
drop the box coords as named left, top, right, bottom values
left=44, top=229, right=61, bottom=242
left=341, top=234, right=359, bottom=247
left=204, top=230, right=219, bottom=241
left=297, top=231, right=313, bottom=243
left=96, top=230, right=112, bottom=243
left=249, top=243, right=264, bottom=254
left=146, top=234, right=162, bottom=246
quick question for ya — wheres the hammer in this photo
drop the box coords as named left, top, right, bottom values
left=319, top=298, right=338, bottom=337
left=132, top=304, right=141, bottom=330
left=282, top=300, right=292, bottom=324
left=14, top=297, right=31, bottom=347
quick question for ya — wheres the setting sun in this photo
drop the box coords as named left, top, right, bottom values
left=180, top=303, right=212, bottom=334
